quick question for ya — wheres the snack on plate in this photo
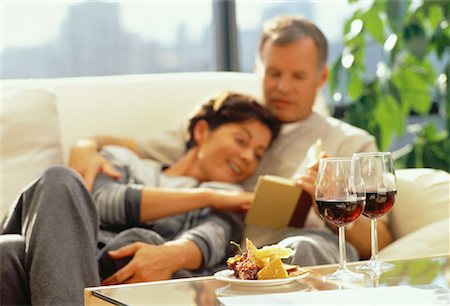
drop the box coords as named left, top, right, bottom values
left=226, top=238, right=306, bottom=280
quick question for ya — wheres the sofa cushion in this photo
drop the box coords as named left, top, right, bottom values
left=389, top=168, right=450, bottom=240
left=1, top=89, right=63, bottom=218
left=379, top=217, right=449, bottom=260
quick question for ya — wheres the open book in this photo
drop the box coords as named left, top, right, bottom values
left=244, top=139, right=322, bottom=230
left=244, top=175, right=312, bottom=229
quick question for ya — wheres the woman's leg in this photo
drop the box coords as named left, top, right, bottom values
left=277, top=229, right=359, bottom=266
left=1, top=166, right=101, bottom=305
left=98, top=228, right=166, bottom=280
left=98, top=228, right=197, bottom=280
left=0, top=235, right=30, bottom=306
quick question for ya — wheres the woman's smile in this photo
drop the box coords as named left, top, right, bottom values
left=227, top=160, right=243, bottom=176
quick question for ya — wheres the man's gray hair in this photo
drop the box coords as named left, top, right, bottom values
left=258, top=15, right=328, bottom=70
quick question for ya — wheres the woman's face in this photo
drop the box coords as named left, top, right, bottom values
left=194, top=119, right=272, bottom=184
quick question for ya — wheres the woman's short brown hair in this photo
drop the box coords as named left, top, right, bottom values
left=185, top=91, right=281, bottom=150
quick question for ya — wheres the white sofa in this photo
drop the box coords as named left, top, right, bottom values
left=2, top=72, right=449, bottom=261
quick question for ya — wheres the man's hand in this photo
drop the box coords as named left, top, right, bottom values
left=293, top=152, right=327, bottom=197
left=101, top=240, right=202, bottom=285
left=209, top=190, right=254, bottom=212
left=101, top=243, right=176, bottom=285
left=68, top=139, right=121, bottom=191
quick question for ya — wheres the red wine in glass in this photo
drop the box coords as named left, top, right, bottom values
left=316, top=198, right=365, bottom=227
left=363, top=191, right=396, bottom=219
left=354, top=151, right=397, bottom=273
left=315, top=157, right=365, bottom=281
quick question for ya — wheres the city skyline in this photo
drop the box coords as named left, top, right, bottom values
left=1, top=1, right=359, bottom=79
left=2, top=1, right=353, bottom=50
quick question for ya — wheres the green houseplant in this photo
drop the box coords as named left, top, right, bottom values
left=330, top=0, right=449, bottom=170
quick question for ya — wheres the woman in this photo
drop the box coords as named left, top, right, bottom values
left=0, top=92, right=280, bottom=305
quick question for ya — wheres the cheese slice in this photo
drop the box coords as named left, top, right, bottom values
left=256, top=257, right=288, bottom=280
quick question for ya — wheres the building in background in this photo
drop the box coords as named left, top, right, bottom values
left=1, top=1, right=360, bottom=79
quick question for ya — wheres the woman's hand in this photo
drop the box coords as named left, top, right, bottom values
left=68, top=139, right=121, bottom=191
left=101, top=240, right=202, bottom=285
left=209, top=190, right=254, bottom=212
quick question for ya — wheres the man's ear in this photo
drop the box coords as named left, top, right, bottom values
left=254, top=57, right=264, bottom=79
left=318, top=65, right=328, bottom=87
left=192, top=119, right=210, bottom=146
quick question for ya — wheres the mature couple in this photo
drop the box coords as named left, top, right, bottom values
left=1, top=15, right=392, bottom=305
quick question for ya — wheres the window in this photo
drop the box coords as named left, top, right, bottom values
left=2, top=1, right=214, bottom=78
left=235, top=1, right=358, bottom=73
left=2, top=0, right=363, bottom=79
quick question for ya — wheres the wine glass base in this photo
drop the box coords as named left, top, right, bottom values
left=356, top=259, right=394, bottom=273
left=323, top=267, right=364, bottom=282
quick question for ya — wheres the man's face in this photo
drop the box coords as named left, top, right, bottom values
left=257, top=37, right=328, bottom=123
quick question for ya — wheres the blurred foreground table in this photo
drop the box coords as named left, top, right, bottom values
left=85, top=254, right=450, bottom=305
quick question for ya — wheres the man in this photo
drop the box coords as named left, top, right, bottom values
left=70, top=15, right=392, bottom=267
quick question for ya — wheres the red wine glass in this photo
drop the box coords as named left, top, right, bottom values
left=315, top=157, right=366, bottom=281
left=354, top=152, right=397, bottom=272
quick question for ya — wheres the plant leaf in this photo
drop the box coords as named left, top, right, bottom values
left=373, top=94, right=404, bottom=149
left=392, top=63, right=432, bottom=114
left=431, top=22, right=450, bottom=59
left=348, top=69, right=364, bottom=100
left=386, top=0, right=409, bottom=33
left=362, top=7, right=385, bottom=44
left=329, top=56, right=342, bottom=94
left=428, top=4, right=444, bottom=30
left=403, top=22, right=428, bottom=59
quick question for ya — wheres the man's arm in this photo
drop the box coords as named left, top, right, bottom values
left=69, top=136, right=138, bottom=190
left=345, top=218, right=392, bottom=259
left=90, top=136, right=140, bottom=155
left=294, top=152, right=393, bottom=259
left=343, top=134, right=393, bottom=258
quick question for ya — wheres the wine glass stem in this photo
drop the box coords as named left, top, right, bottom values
left=370, top=218, right=379, bottom=261
left=338, top=226, right=347, bottom=270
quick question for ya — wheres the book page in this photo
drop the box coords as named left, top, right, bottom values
left=245, top=175, right=311, bottom=229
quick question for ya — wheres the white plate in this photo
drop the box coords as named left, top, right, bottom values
left=215, top=282, right=312, bottom=297
left=214, top=269, right=310, bottom=287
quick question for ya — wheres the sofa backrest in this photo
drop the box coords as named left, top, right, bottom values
left=1, top=71, right=328, bottom=217
left=3, top=72, right=328, bottom=161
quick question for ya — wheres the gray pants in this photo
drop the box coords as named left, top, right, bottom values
left=278, top=228, right=359, bottom=267
left=245, top=225, right=359, bottom=267
left=1, top=166, right=101, bottom=305
left=0, top=166, right=197, bottom=305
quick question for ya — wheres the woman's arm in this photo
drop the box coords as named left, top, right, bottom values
left=92, top=171, right=252, bottom=227
left=139, top=187, right=252, bottom=223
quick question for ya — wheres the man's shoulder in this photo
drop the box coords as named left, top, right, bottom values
left=294, top=113, right=379, bottom=152
left=135, top=126, right=185, bottom=164
left=315, top=113, right=373, bottom=137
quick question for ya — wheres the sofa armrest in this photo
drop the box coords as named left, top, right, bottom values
left=389, top=168, right=450, bottom=240
left=379, top=217, right=449, bottom=260
left=1, top=89, right=63, bottom=218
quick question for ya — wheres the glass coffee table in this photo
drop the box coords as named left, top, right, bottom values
left=85, top=255, right=450, bottom=305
